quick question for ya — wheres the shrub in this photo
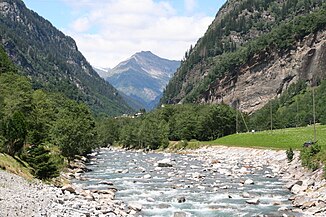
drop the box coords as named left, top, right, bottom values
left=300, top=143, right=321, bottom=171
left=286, top=147, right=294, bottom=162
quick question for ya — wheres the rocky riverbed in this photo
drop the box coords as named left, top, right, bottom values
left=0, top=146, right=325, bottom=217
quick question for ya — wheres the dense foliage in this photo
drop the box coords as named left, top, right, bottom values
left=0, top=46, right=98, bottom=178
left=161, top=0, right=326, bottom=105
left=248, top=80, right=326, bottom=131
left=96, top=104, right=237, bottom=149
left=0, top=0, right=132, bottom=116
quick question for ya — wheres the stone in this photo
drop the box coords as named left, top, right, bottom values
left=302, top=201, right=316, bottom=209
left=286, top=180, right=303, bottom=190
left=61, top=184, right=76, bottom=194
left=146, top=197, right=155, bottom=202
left=192, top=172, right=204, bottom=179
left=143, top=174, right=152, bottom=179
left=242, top=192, right=251, bottom=198
left=99, top=181, right=114, bottom=186
left=157, top=158, right=173, bottom=167
left=246, top=198, right=260, bottom=205
left=173, top=211, right=187, bottom=217
left=291, top=184, right=306, bottom=194
left=128, top=202, right=142, bottom=211
left=293, top=196, right=310, bottom=207
left=244, top=179, right=254, bottom=185
left=177, top=196, right=186, bottom=203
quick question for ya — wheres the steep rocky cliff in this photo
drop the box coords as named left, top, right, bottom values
left=0, top=0, right=132, bottom=115
left=202, top=30, right=326, bottom=114
left=161, top=0, right=326, bottom=114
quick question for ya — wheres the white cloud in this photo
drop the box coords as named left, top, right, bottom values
left=62, top=0, right=213, bottom=68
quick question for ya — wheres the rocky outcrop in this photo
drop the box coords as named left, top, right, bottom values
left=200, top=30, right=326, bottom=114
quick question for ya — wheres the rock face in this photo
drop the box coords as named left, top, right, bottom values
left=201, top=31, right=326, bottom=114
left=160, top=0, right=326, bottom=114
left=106, top=51, right=180, bottom=110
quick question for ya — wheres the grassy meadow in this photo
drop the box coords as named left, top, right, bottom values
left=204, top=125, right=326, bottom=150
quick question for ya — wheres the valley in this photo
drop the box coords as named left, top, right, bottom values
left=1, top=0, right=326, bottom=216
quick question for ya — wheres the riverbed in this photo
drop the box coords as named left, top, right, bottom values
left=74, top=147, right=302, bottom=217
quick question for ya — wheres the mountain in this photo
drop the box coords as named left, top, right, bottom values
left=93, top=66, right=111, bottom=79
left=0, top=0, right=133, bottom=116
left=106, top=51, right=180, bottom=110
left=161, top=0, right=326, bottom=114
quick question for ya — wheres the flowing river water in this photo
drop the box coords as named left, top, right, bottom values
left=73, top=148, right=301, bottom=217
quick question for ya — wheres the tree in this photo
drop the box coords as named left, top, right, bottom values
left=96, top=117, right=119, bottom=147
left=23, top=144, right=59, bottom=179
left=2, top=111, right=27, bottom=156
left=51, top=101, right=97, bottom=159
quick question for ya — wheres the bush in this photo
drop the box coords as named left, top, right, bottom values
left=300, top=143, right=321, bottom=171
left=286, top=147, right=294, bottom=162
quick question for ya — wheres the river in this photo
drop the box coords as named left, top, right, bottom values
left=73, top=148, right=302, bottom=217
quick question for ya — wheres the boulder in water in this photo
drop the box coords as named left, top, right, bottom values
left=143, top=174, right=152, bottom=179
left=174, top=212, right=187, bottom=217
left=157, top=158, right=173, bottom=167
left=246, top=198, right=260, bottom=205
left=244, top=179, right=254, bottom=185
left=177, top=196, right=186, bottom=203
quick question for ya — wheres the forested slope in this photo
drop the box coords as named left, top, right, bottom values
left=0, top=0, right=132, bottom=116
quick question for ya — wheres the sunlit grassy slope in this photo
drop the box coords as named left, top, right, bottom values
left=0, top=153, right=33, bottom=180
left=204, top=125, right=326, bottom=150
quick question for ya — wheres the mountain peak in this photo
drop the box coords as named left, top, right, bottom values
left=106, top=51, right=180, bottom=110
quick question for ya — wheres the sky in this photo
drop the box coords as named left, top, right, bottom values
left=23, top=0, right=227, bottom=68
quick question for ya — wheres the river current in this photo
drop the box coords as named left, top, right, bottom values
left=74, top=148, right=301, bottom=217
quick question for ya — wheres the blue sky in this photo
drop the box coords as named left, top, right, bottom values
left=24, top=0, right=227, bottom=68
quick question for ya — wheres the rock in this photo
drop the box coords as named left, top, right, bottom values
left=244, top=179, right=254, bottom=185
left=122, top=169, right=129, bottom=174
left=146, top=197, right=155, bottom=202
left=157, top=158, right=173, bottom=167
left=291, top=184, right=306, bottom=194
left=115, top=169, right=123, bottom=173
left=177, top=196, right=186, bottom=203
left=302, top=201, right=316, bottom=209
left=99, top=181, right=114, bottom=186
left=293, top=196, right=310, bottom=207
left=158, top=204, right=172, bottom=209
left=278, top=207, right=289, bottom=211
left=286, top=180, right=303, bottom=190
left=61, top=184, right=76, bottom=194
left=246, top=198, right=260, bottom=205
left=143, top=174, right=152, bottom=179
left=242, top=192, right=251, bottom=198
left=173, top=211, right=187, bottom=217
left=128, top=202, right=142, bottom=211
left=192, top=172, right=204, bottom=179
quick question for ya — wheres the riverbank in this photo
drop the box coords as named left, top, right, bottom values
left=184, top=146, right=326, bottom=216
left=0, top=153, right=136, bottom=217
left=1, top=146, right=325, bottom=216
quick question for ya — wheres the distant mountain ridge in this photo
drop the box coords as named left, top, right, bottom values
left=104, top=51, right=180, bottom=110
left=0, top=0, right=132, bottom=116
